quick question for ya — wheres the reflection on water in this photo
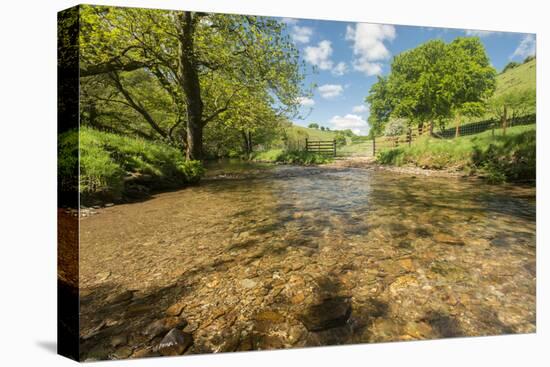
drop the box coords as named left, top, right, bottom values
left=79, top=162, right=536, bottom=359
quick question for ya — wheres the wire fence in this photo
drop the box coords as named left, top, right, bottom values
left=327, top=113, right=536, bottom=157
left=437, top=113, right=536, bottom=139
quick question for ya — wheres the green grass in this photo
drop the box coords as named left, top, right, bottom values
left=58, top=127, right=204, bottom=203
left=251, top=124, right=343, bottom=163
left=251, top=149, right=333, bottom=165
left=376, top=125, right=535, bottom=183
left=289, top=125, right=339, bottom=140
left=459, top=58, right=536, bottom=124
left=338, top=140, right=373, bottom=156
left=495, top=59, right=536, bottom=98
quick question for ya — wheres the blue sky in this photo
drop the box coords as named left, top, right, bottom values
left=277, top=17, right=536, bottom=135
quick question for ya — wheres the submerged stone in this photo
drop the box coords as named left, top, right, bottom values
left=158, top=329, right=193, bottom=356
left=299, top=297, right=352, bottom=331
left=112, top=346, right=133, bottom=359
left=434, top=233, right=465, bottom=246
left=240, top=278, right=258, bottom=289
left=143, top=317, right=188, bottom=340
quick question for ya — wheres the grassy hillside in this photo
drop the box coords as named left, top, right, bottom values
left=455, top=58, right=536, bottom=125
left=250, top=124, right=340, bottom=164
left=495, top=58, right=536, bottom=98
left=289, top=125, right=339, bottom=140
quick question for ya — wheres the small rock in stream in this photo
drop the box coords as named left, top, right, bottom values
left=299, top=297, right=352, bottom=331
left=158, top=329, right=193, bottom=356
left=143, top=317, right=188, bottom=340
left=107, top=290, right=134, bottom=304
left=240, top=278, right=258, bottom=289
left=434, top=233, right=465, bottom=246
left=110, top=334, right=127, bottom=348
left=165, top=302, right=185, bottom=317
left=111, top=346, right=133, bottom=360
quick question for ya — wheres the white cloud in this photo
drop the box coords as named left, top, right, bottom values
left=345, top=23, right=396, bottom=76
left=281, top=17, right=298, bottom=25
left=465, top=29, right=495, bottom=37
left=318, top=84, right=343, bottom=99
left=329, top=114, right=369, bottom=135
left=297, top=96, right=315, bottom=106
left=332, top=62, right=348, bottom=76
left=304, top=40, right=334, bottom=70
left=291, top=25, right=313, bottom=44
left=304, top=40, right=349, bottom=76
left=511, top=34, right=536, bottom=59
left=352, top=105, right=369, bottom=113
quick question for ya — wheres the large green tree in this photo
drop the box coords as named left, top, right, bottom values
left=367, top=37, right=496, bottom=136
left=366, top=75, right=393, bottom=136
left=79, top=5, right=306, bottom=160
left=441, top=38, right=496, bottom=137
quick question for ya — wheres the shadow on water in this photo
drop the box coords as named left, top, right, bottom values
left=421, top=311, right=464, bottom=338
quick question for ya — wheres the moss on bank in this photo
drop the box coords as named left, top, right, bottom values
left=376, top=125, right=535, bottom=183
left=59, top=128, right=204, bottom=204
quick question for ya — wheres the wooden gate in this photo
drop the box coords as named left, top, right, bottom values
left=305, top=139, right=336, bottom=156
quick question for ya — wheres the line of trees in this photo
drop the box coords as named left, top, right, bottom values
left=76, top=5, right=310, bottom=160
left=367, top=37, right=497, bottom=138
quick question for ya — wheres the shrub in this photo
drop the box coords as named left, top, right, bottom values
left=178, top=160, right=205, bottom=183
left=334, top=133, right=347, bottom=147
left=523, top=55, right=535, bottom=64
left=472, top=129, right=535, bottom=182
left=384, top=117, right=408, bottom=137
left=502, top=61, right=520, bottom=73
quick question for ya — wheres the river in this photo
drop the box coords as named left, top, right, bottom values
left=78, top=160, right=536, bottom=359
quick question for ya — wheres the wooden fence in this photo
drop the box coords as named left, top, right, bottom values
left=302, top=114, right=535, bottom=157
left=305, top=139, right=337, bottom=156
left=372, top=128, right=419, bottom=155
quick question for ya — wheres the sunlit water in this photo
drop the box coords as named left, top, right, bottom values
left=79, top=160, right=536, bottom=359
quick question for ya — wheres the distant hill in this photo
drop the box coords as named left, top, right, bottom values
left=460, top=58, right=535, bottom=125
left=288, top=125, right=340, bottom=140
left=494, top=58, right=536, bottom=97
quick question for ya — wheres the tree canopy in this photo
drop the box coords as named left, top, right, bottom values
left=78, top=5, right=308, bottom=160
left=366, top=37, right=496, bottom=135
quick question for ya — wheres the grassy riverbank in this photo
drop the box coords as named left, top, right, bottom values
left=377, top=125, right=535, bottom=183
left=251, top=149, right=334, bottom=165
left=59, top=128, right=203, bottom=204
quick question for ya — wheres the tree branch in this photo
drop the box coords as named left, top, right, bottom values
left=108, top=72, right=168, bottom=139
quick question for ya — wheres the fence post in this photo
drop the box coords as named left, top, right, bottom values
left=372, top=136, right=376, bottom=156
left=305, top=138, right=308, bottom=152
left=408, top=128, right=412, bottom=147
left=333, top=139, right=336, bottom=157
left=502, top=105, right=508, bottom=136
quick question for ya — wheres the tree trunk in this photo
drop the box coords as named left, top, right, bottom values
left=187, top=121, right=203, bottom=161
left=454, top=112, right=461, bottom=138
left=241, top=130, right=251, bottom=157
left=177, top=12, right=204, bottom=161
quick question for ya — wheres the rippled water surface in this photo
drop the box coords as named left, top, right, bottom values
left=79, top=161, right=536, bottom=359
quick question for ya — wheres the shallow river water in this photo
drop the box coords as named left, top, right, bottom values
left=79, top=161, right=536, bottom=360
